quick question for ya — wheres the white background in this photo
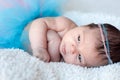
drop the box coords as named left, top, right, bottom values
left=62, top=0, right=120, bottom=17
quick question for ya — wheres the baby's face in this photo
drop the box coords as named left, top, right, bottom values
left=60, top=26, right=107, bottom=67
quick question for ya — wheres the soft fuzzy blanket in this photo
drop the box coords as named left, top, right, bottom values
left=0, top=49, right=120, bottom=80
left=0, top=12, right=120, bottom=80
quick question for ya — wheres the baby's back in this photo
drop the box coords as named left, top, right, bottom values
left=20, top=22, right=32, bottom=55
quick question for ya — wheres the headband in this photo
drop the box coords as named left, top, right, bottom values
left=98, top=24, right=113, bottom=64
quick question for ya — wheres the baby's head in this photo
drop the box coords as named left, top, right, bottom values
left=60, top=23, right=120, bottom=67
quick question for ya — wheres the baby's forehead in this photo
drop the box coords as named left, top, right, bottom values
left=84, top=27, right=100, bottom=39
left=83, top=27, right=101, bottom=49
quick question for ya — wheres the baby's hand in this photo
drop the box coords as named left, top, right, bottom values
left=33, top=48, right=50, bottom=62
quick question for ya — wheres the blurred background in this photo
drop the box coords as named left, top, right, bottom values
left=62, top=0, right=120, bottom=17
left=0, top=0, right=120, bottom=49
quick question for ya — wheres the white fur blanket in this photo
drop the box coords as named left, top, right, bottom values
left=0, top=12, right=120, bottom=80
left=0, top=49, right=120, bottom=80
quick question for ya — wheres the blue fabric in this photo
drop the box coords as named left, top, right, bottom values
left=0, top=0, right=63, bottom=49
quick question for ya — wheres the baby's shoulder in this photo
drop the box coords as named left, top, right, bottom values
left=55, top=16, right=73, bottom=23
left=56, top=16, right=77, bottom=27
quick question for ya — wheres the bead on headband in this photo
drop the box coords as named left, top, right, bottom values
left=98, top=24, right=113, bottom=64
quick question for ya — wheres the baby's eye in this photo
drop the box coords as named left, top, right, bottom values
left=78, top=54, right=82, bottom=62
left=78, top=35, right=80, bottom=41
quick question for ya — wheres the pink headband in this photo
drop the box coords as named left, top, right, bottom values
left=98, top=24, right=113, bottom=64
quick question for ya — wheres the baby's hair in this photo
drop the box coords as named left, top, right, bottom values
left=87, top=23, right=120, bottom=63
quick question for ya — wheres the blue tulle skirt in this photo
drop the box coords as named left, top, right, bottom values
left=0, top=0, right=64, bottom=50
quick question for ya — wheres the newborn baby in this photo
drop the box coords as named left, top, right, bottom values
left=21, top=16, right=120, bottom=67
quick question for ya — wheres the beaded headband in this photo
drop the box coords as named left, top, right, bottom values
left=98, top=24, right=113, bottom=64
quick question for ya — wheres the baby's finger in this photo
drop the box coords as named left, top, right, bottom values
left=34, top=53, right=50, bottom=62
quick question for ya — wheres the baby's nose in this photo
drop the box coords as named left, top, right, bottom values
left=70, top=45, right=77, bottom=54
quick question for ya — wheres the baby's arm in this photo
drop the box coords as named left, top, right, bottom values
left=47, top=30, right=61, bottom=62
left=29, top=19, right=50, bottom=62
